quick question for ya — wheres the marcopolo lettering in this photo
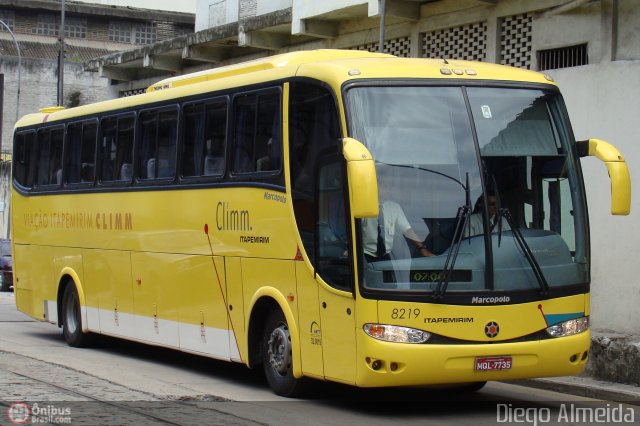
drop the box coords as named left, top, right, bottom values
left=472, top=296, right=511, bottom=304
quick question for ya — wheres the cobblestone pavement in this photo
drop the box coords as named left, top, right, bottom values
left=0, top=351, right=263, bottom=425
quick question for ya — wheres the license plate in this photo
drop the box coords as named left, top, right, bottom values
left=474, top=356, right=512, bottom=371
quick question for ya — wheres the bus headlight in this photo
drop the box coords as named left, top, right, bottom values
left=545, top=317, right=589, bottom=338
left=363, top=323, right=431, bottom=343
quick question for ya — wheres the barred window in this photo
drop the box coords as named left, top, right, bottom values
left=109, top=21, right=132, bottom=43
left=135, top=22, right=157, bottom=45
left=537, top=44, right=588, bottom=71
left=65, top=17, right=86, bottom=39
left=0, top=9, right=15, bottom=32
left=34, top=13, right=59, bottom=36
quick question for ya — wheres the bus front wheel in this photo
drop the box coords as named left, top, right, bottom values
left=262, top=310, right=306, bottom=397
left=62, top=283, right=91, bottom=347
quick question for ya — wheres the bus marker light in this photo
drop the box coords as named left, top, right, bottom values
left=287, top=293, right=295, bottom=302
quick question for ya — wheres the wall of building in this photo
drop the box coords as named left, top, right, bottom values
left=1, top=57, right=110, bottom=240
left=551, top=61, right=640, bottom=334
left=1, top=57, right=110, bottom=150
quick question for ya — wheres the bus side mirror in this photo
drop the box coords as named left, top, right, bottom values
left=342, top=138, right=378, bottom=218
left=577, top=138, right=631, bottom=215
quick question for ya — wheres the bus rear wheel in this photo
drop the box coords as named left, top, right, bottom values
left=62, top=283, right=91, bottom=347
left=262, top=310, right=307, bottom=397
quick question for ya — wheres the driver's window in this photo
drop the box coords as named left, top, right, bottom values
left=316, top=159, right=351, bottom=291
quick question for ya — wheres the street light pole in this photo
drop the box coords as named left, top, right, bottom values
left=0, top=19, right=21, bottom=121
left=379, top=0, right=386, bottom=53
left=58, top=0, right=65, bottom=106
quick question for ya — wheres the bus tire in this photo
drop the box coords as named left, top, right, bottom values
left=61, top=283, right=92, bottom=347
left=262, top=310, right=307, bottom=397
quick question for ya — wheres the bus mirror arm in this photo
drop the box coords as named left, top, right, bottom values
left=342, top=138, right=379, bottom=218
left=576, top=139, right=631, bottom=215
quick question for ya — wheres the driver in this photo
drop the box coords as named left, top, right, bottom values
left=363, top=174, right=434, bottom=261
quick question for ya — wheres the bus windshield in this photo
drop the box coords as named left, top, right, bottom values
left=346, top=85, right=589, bottom=299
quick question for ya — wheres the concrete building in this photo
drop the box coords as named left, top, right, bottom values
left=0, top=0, right=195, bottom=237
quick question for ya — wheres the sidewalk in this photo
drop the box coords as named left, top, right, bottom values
left=512, top=330, right=640, bottom=404
left=515, top=376, right=640, bottom=404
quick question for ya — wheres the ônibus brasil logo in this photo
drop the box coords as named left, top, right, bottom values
left=7, top=402, right=30, bottom=425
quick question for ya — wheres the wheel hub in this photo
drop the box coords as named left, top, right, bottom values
left=267, top=324, right=291, bottom=375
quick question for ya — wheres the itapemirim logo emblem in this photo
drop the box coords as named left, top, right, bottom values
left=7, top=401, right=30, bottom=425
left=485, top=321, right=500, bottom=338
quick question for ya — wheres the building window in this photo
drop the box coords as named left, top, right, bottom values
left=0, top=9, right=15, bottom=32
left=135, top=22, right=157, bottom=45
left=109, top=21, right=132, bottom=43
left=537, top=44, right=588, bottom=71
left=34, top=13, right=59, bottom=36
left=65, top=17, right=87, bottom=39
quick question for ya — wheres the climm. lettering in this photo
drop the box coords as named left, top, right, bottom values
left=96, top=212, right=133, bottom=230
left=216, top=202, right=251, bottom=231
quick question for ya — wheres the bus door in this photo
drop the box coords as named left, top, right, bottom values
left=315, top=158, right=356, bottom=384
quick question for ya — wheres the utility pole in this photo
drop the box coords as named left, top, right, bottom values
left=58, top=0, right=65, bottom=106
left=379, top=0, right=386, bottom=53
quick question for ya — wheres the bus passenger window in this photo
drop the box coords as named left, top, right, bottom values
left=67, top=121, right=97, bottom=185
left=138, top=109, right=177, bottom=180
left=182, top=99, right=227, bottom=178
left=100, top=115, right=134, bottom=183
left=13, top=131, right=36, bottom=188
left=232, top=90, right=281, bottom=174
left=36, top=127, right=64, bottom=187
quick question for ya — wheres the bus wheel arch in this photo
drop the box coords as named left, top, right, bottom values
left=57, top=275, right=92, bottom=347
left=247, top=295, right=307, bottom=397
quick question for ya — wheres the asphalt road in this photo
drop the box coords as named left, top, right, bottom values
left=0, top=291, right=637, bottom=425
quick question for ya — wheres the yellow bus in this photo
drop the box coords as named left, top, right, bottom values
left=11, top=50, right=630, bottom=396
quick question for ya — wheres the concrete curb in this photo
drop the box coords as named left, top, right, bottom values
left=510, top=376, right=640, bottom=405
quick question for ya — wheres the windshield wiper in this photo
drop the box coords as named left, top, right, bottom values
left=500, top=208, right=550, bottom=297
left=433, top=174, right=471, bottom=299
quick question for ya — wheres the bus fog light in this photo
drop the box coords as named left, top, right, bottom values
left=364, top=323, right=431, bottom=343
left=545, top=317, right=589, bottom=337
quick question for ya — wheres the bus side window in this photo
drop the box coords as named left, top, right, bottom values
left=288, top=81, right=343, bottom=272
left=13, top=131, right=36, bottom=189
left=232, top=90, right=281, bottom=175
left=36, top=127, right=64, bottom=187
left=138, top=108, right=177, bottom=180
left=182, top=99, right=227, bottom=178
left=67, top=121, right=97, bottom=185
left=100, top=115, right=134, bottom=183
